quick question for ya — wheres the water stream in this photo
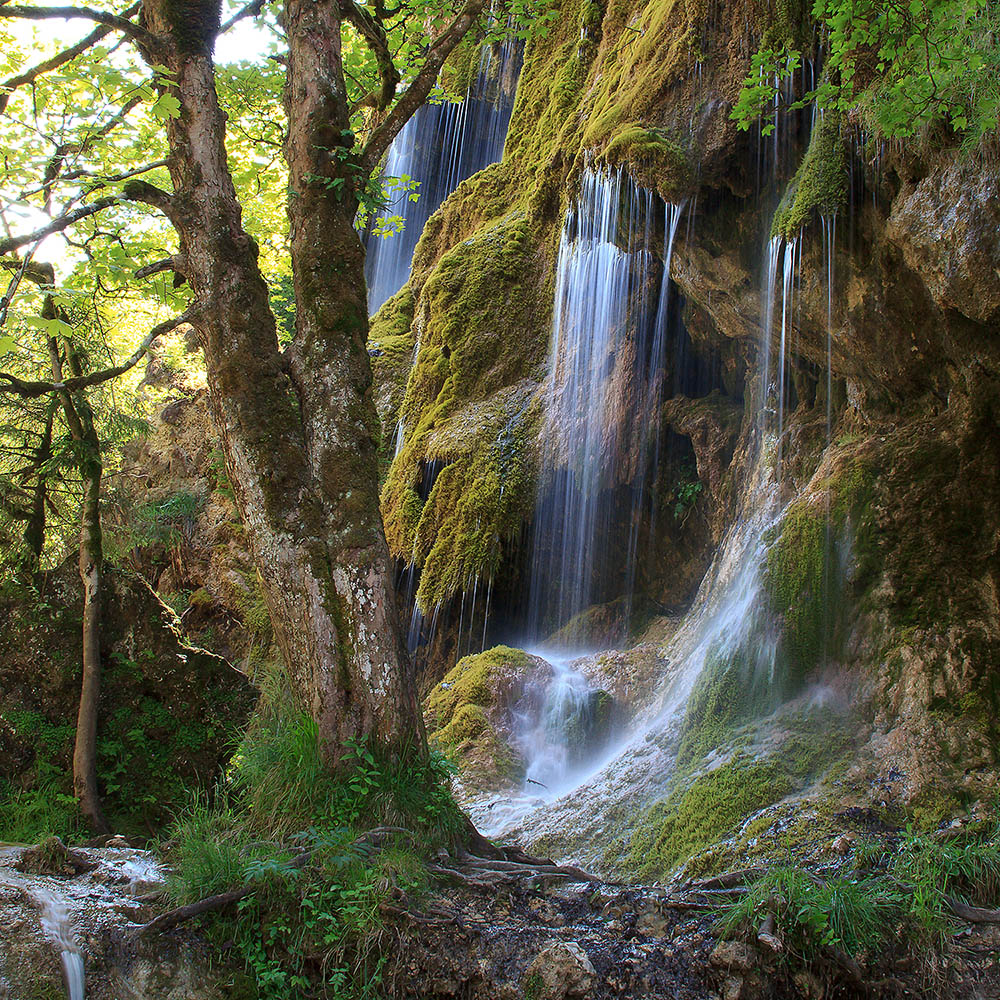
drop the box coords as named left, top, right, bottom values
left=35, top=888, right=85, bottom=1000
left=365, top=35, right=522, bottom=313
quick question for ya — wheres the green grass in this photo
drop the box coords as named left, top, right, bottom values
left=716, top=823, right=1000, bottom=968
left=164, top=666, right=464, bottom=999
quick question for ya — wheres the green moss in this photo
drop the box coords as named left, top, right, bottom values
left=625, top=755, right=793, bottom=879
left=426, top=644, right=533, bottom=727
left=423, top=645, right=532, bottom=788
left=762, top=456, right=873, bottom=678
left=674, top=639, right=777, bottom=771
left=772, top=111, right=847, bottom=238
left=379, top=211, right=548, bottom=611
left=597, top=124, right=693, bottom=201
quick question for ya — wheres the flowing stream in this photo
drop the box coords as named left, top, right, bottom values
left=35, top=888, right=85, bottom=1000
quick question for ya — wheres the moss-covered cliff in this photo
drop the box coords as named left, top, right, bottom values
left=370, top=0, right=1000, bottom=872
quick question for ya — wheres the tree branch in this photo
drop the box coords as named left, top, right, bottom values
left=0, top=198, right=120, bottom=256
left=340, top=0, right=399, bottom=111
left=220, top=0, right=269, bottom=34
left=0, top=4, right=148, bottom=44
left=121, top=179, right=178, bottom=219
left=0, top=309, right=194, bottom=398
left=360, top=0, right=487, bottom=171
left=134, top=254, right=185, bottom=281
left=0, top=2, right=141, bottom=115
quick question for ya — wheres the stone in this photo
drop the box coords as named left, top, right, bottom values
left=709, top=940, right=755, bottom=972
left=721, top=975, right=743, bottom=1000
left=525, top=941, right=597, bottom=998
left=831, top=833, right=855, bottom=855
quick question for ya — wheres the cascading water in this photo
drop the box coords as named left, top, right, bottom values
left=478, top=213, right=812, bottom=849
left=477, top=170, right=689, bottom=822
left=36, top=888, right=85, bottom=1000
left=365, top=35, right=522, bottom=313
left=526, top=168, right=686, bottom=643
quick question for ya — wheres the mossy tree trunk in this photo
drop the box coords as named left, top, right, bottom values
left=132, top=0, right=483, bottom=762
left=22, top=400, right=54, bottom=565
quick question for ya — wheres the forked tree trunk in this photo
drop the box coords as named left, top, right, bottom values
left=136, top=1, right=422, bottom=762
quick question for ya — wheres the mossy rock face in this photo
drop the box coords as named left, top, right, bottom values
left=771, top=110, right=848, bottom=239
left=378, top=207, right=550, bottom=613
left=762, top=452, right=874, bottom=681
left=618, top=695, right=857, bottom=881
left=425, top=645, right=553, bottom=797
left=596, top=124, right=694, bottom=203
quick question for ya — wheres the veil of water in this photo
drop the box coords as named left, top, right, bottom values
left=475, top=221, right=808, bottom=848
left=365, top=36, right=522, bottom=313
left=526, top=169, right=685, bottom=643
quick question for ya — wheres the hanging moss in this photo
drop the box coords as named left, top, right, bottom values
left=772, top=111, right=848, bottom=238
left=379, top=209, right=550, bottom=610
left=597, top=124, right=694, bottom=201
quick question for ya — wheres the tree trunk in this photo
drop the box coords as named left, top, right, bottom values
left=22, top=402, right=53, bottom=564
left=48, top=320, right=109, bottom=833
left=136, top=2, right=422, bottom=762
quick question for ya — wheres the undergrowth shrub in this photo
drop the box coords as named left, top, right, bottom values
left=716, top=823, right=1000, bottom=971
left=165, top=667, right=462, bottom=999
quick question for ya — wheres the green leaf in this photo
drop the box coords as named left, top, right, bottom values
left=25, top=317, right=74, bottom=339
left=150, top=94, right=182, bottom=121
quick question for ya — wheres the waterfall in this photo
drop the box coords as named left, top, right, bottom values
left=365, top=35, right=522, bottom=313
left=35, top=887, right=85, bottom=1000
left=480, top=224, right=816, bottom=850
left=526, top=168, right=685, bottom=643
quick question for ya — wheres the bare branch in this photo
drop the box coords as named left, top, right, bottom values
left=0, top=4, right=147, bottom=44
left=0, top=309, right=194, bottom=399
left=361, top=0, right=487, bottom=172
left=220, top=0, right=269, bottom=34
left=0, top=2, right=141, bottom=115
left=121, top=179, right=177, bottom=219
left=0, top=198, right=120, bottom=256
left=134, top=254, right=185, bottom=281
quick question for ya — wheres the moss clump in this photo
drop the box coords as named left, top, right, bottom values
left=597, top=124, right=693, bottom=202
left=379, top=211, right=548, bottom=611
left=625, top=755, right=793, bottom=879
left=674, top=638, right=778, bottom=771
left=424, top=645, right=535, bottom=789
left=763, top=456, right=873, bottom=678
left=426, top=644, right=534, bottom=729
left=772, top=111, right=848, bottom=238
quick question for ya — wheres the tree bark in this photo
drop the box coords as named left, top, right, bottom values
left=136, top=0, right=421, bottom=762
left=22, top=401, right=53, bottom=564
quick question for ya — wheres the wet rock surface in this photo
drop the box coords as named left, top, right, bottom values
left=0, top=845, right=226, bottom=1000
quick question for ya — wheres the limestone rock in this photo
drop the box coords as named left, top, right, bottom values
left=525, top=941, right=597, bottom=998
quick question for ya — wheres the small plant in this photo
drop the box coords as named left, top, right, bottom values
left=716, top=823, right=1000, bottom=972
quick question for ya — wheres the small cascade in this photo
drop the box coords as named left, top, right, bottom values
left=483, top=218, right=830, bottom=851
left=519, top=654, right=596, bottom=793
left=527, top=169, right=686, bottom=642
left=365, top=35, right=523, bottom=313
left=35, top=888, right=84, bottom=1000
left=760, top=233, right=800, bottom=467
